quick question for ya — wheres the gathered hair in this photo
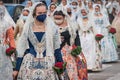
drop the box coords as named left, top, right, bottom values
left=32, top=2, right=47, bottom=17
left=53, top=10, right=65, bottom=17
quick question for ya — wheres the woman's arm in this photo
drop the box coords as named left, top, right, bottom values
left=6, top=27, right=16, bottom=48
left=14, top=25, right=19, bottom=39
left=53, top=27, right=63, bottom=62
left=74, top=30, right=81, bottom=46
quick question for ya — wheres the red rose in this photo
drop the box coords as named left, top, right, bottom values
left=55, top=62, right=64, bottom=69
left=95, top=34, right=104, bottom=41
left=72, top=44, right=77, bottom=50
left=53, top=62, right=67, bottom=75
left=6, top=47, right=15, bottom=56
left=109, top=28, right=116, bottom=34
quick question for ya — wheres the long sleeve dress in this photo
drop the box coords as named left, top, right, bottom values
left=15, top=23, right=63, bottom=80
left=77, top=18, right=102, bottom=71
left=58, top=25, right=88, bottom=80
left=112, top=6, right=120, bottom=46
left=92, top=15, right=118, bottom=62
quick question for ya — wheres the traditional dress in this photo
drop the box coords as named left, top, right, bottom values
left=0, top=6, right=15, bottom=80
left=14, top=19, right=25, bottom=39
left=77, top=17, right=102, bottom=71
left=92, top=13, right=118, bottom=62
left=57, top=22, right=88, bottom=80
left=15, top=22, right=63, bottom=80
left=112, top=5, right=120, bottom=46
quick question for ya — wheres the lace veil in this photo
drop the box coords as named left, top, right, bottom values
left=52, top=6, right=77, bottom=45
left=0, top=5, right=13, bottom=40
left=17, top=2, right=61, bottom=58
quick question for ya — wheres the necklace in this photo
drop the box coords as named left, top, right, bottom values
left=34, top=22, right=45, bottom=29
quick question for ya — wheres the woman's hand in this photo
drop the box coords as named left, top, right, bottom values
left=13, top=71, right=18, bottom=80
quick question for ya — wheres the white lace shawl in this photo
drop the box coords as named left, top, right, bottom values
left=17, top=2, right=61, bottom=58
left=77, top=17, right=93, bottom=35
left=52, top=6, right=77, bottom=46
left=0, top=6, right=11, bottom=42
left=16, top=20, right=60, bottom=58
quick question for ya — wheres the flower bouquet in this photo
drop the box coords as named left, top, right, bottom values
left=6, top=47, right=16, bottom=68
left=109, top=27, right=116, bottom=34
left=6, top=47, right=15, bottom=56
left=95, top=34, right=104, bottom=42
left=71, top=45, right=82, bottom=57
left=53, top=62, right=67, bottom=80
left=95, top=34, right=104, bottom=50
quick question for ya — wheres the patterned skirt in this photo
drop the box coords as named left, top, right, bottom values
left=61, top=45, right=88, bottom=80
left=17, top=53, right=58, bottom=80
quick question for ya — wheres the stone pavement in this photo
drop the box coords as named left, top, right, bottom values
left=88, top=49, right=120, bottom=80
left=88, top=60, right=120, bottom=80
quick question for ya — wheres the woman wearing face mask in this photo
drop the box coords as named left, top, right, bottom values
left=71, top=0, right=80, bottom=21
left=92, top=4, right=118, bottom=63
left=13, top=2, right=63, bottom=80
left=77, top=9, right=102, bottom=71
left=0, top=5, right=16, bottom=80
left=66, top=5, right=76, bottom=22
left=53, top=8, right=88, bottom=80
left=14, top=8, right=30, bottom=42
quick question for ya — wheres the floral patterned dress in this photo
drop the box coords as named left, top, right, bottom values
left=93, top=15, right=118, bottom=62
left=59, top=27, right=88, bottom=80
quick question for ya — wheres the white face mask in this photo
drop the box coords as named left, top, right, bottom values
left=95, top=11, right=101, bottom=15
left=22, top=16, right=28, bottom=22
left=54, top=19, right=64, bottom=25
left=72, top=6, right=77, bottom=9
left=82, top=15, right=88, bottom=19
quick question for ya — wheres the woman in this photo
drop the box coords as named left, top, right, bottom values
left=77, top=8, right=102, bottom=71
left=0, top=5, right=16, bottom=80
left=53, top=8, right=88, bottom=80
left=87, top=1, right=94, bottom=18
left=13, top=2, right=63, bottom=80
left=92, top=4, right=118, bottom=63
left=59, top=0, right=67, bottom=10
left=47, top=3, right=57, bottom=17
left=14, top=8, right=30, bottom=42
left=77, top=0, right=85, bottom=9
left=71, top=0, right=80, bottom=21
left=112, top=1, right=120, bottom=46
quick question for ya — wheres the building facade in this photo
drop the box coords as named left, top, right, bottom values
left=2, top=0, right=25, bottom=3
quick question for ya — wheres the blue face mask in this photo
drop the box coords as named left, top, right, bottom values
left=36, top=14, right=47, bottom=22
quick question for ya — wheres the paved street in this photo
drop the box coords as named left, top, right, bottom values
left=88, top=50, right=120, bottom=80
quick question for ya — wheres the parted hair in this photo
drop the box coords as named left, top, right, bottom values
left=32, top=2, right=47, bottom=17
left=53, top=10, right=65, bottom=17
